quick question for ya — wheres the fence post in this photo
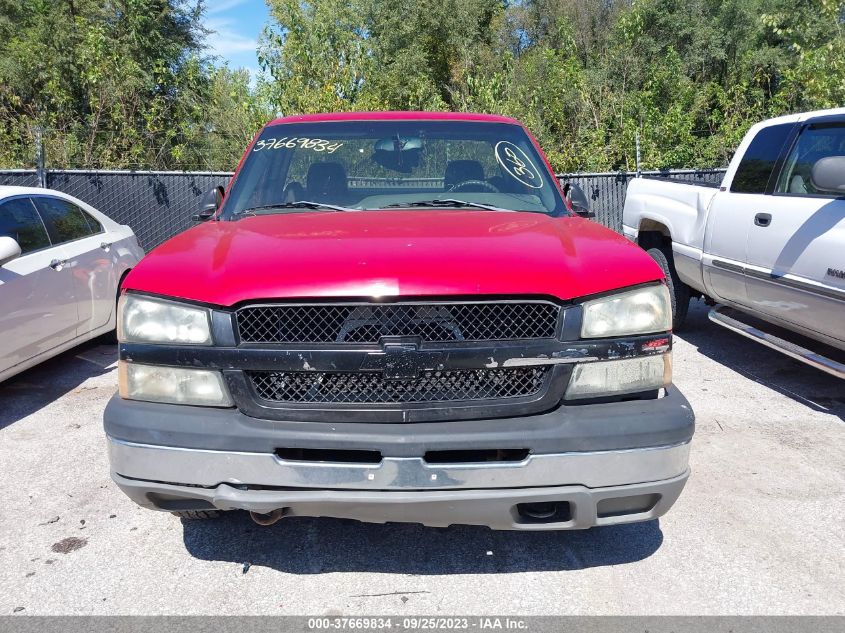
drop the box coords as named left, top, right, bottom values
left=635, top=131, right=641, bottom=177
left=34, top=126, right=47, bottom=188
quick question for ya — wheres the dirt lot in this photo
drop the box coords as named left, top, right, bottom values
left=1, top=301, right=843, bottom=615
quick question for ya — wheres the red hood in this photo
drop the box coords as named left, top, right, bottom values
left=124, top=211, right=663, bottom=306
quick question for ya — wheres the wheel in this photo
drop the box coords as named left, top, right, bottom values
left=647, top=246, right=690, bottom=330
left=171, top=510, right=220, bottom=520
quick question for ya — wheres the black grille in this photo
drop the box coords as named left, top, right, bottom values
left=248, top=367, right=549, bottom=404
left=236, top=302, right=559, bottom=344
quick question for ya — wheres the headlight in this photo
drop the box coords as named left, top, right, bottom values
left=565, top=354, right=671, bottom=400
left=581, top=285, right=671, bottom=338
left=119, top=294, right=211, bottom=345
left=118, top=361, right=233, bottom=407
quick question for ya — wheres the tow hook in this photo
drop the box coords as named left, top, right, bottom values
left=249, top=509, right=287, bottom=526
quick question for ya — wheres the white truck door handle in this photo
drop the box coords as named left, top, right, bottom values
left=754, top=213, right=772, bottom=227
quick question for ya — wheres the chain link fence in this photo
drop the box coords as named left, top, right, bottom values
left=1, top=169, right=232, bottom=250
left=0, top=169, right=41, bottom=188
left=1, top=168, right=727, bottom=250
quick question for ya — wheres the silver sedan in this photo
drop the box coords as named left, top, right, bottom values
left=0, top=186, right=144, bottom=382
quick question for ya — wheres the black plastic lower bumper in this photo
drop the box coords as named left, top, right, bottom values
left=103, top=387, right=694, bottom=457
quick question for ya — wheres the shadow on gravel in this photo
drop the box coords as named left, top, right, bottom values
left=181, top=512, right=663, bottom=574
left=0, top=339, right=117, bottom=430
left=676, top=301, right=844, bottom=422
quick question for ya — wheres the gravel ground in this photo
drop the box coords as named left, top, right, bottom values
left=0, top=301, right=843, bottom=615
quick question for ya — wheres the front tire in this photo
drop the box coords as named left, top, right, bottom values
left=647, top=247, right=690, bottom=330
left=171, top=510, right=220, bottom=520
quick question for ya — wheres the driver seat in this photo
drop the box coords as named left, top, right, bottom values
left=444, top=160, right=485, bottom=190
left=307, top=162, right=348, bottom=202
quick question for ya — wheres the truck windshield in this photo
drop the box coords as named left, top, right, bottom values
left=222, top=120, right=568, bottom=217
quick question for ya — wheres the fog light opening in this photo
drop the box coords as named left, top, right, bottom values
left=596, top=494, right=660, bottom=518
left=516, top=501, right=572, bottom=523
left=146, top=494, right=215, bottom=512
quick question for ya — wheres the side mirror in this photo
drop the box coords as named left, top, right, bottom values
left=0, top=236, right=22, bottom=266
left=563, top=182, right=595, bottom=218
left=193, top=186, right=225, bottom=222
left=811, top=156, right=845, bottom=194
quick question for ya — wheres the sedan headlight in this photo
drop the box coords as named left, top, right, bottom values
left=581, top=284, right=671, bottom=338
left=118, top=294, right=212, bottom=345
left=119, top=362, right=233, bottom=407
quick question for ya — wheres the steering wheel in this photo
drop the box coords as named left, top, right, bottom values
left=449, top=179, right=500, bottom=193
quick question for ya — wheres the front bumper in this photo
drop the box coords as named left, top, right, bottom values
left=105, top=388, right=693, bottom=530
left=112, top=468, right=689, bottom=531
left=109, top=437, right=690, bottom=491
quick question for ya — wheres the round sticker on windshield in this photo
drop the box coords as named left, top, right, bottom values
left=495, top=141, right=543, bottom=189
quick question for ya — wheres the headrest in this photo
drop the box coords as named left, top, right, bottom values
left=306, top=162, right=348, bottom=200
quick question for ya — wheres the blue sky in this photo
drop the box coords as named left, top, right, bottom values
left=203, top=0, right=271, bottom=76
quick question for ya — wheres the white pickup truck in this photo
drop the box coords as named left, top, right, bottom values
left=623, top=108, right=845, bottom=378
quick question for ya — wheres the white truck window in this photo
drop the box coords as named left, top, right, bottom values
left=730, top=123, right=794, bottom=194
left=775, top=124, right=845, bottom=196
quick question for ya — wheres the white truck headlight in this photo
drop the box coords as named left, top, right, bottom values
left=565, top=354, right=671, bottom=400
left=581, top=284, right=671, bottom=338
left=119, top=362, right=233, bottom=407
left=119, top=294, right=212, bottom=345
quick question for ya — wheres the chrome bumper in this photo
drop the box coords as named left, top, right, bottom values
left=108, top=437, right=690, bottom=491
left=108, top=438, right=690, bottom=530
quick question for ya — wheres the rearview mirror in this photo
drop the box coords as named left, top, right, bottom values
left=193, top=186, right=225, bottom=222
left=0, top=236, right=22, bottom=266
left=372, top=135, right=423, bottom=173
left=564, top=182, right=595, bottom=218
left=811, top=156, right=845, bottom=194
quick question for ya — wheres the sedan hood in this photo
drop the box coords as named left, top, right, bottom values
left=124, top=211, right=662, bottom=306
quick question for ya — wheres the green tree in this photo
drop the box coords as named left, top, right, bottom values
left=259, top=0, right=377, bottom=114
left=362, top=0, right=506, bottom=110
left=3, top=0, right=844, bottom=172
left=198, top=66, right=275, bottom=170
left=764, top=0, right=845, bottom=109
left=0, top=0, right=213, bottom=169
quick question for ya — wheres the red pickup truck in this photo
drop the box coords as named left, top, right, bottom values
left=105, top=112, right=693, bottom=530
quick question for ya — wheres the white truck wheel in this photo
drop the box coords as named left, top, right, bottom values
left=647, top=247, right=690, bottom=330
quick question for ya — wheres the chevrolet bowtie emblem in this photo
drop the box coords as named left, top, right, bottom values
left=362, top=341, right=444, bottom=380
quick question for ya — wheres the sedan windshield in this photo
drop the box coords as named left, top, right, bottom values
left=222, top=120, right=567, bottom=217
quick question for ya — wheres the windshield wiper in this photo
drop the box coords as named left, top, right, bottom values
left=236, top=200, right=358, bottom=215
left=379, top=199, right=516, bottom=212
